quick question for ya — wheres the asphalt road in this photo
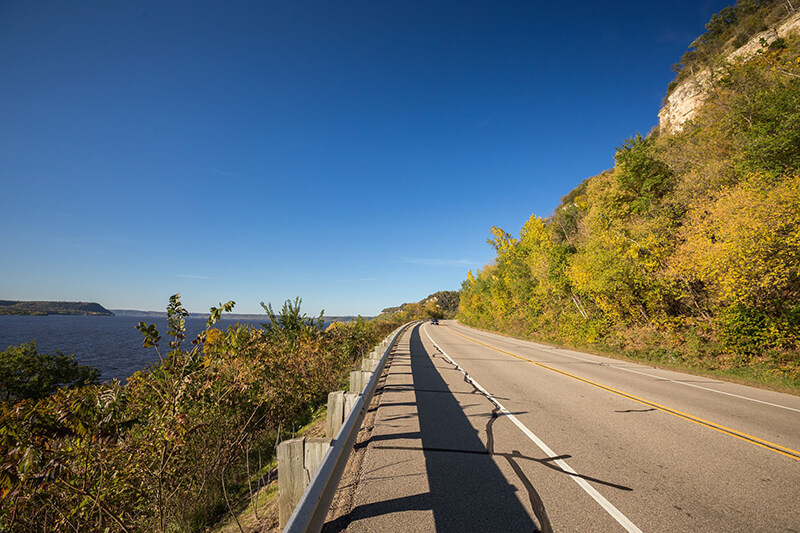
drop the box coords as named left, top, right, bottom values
left=324, top=321, right=800, bottom=532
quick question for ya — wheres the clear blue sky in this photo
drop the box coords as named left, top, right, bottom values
left=1, top=0, right=731, bottom=315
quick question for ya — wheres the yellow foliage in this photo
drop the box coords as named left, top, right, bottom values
left=325, top=321, right=344, bottom=332
left=204, top=328, right=223, bottom=347
left=673, top=173, right=800, bottom=306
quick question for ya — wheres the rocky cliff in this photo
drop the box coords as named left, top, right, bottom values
left=658, top=10, right=800, bottom=133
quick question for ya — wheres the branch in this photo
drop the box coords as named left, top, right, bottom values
left=221, top=465, right=245, bottom=533
left=55, top=479, right=132, bottom=533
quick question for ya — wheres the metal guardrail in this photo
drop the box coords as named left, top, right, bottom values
left=282, top=321, right=417, bottom=533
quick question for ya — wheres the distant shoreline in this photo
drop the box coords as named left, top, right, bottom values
left=0, top=300, right=373, bottom=323
left=0, top=302, right=368, bottom=322
left=0, top=300, right=113, bottom=316
left=110, top=309, right=370, bottom=322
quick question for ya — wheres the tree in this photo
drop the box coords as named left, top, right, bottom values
left=613, top=134, right=675, bottom=215
left=0, top=342, right=100, bottom=403
left=260, top=297, right=324, bottom=341
left=672, top=173, right=800, bottom=351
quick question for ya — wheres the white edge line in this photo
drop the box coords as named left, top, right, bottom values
left=450, top=322, right=800, bottom=414
left=606, top=364, right=800, bottom=413
left=423, top=324, right=643, bottom=533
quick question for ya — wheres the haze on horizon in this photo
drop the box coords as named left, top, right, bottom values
left=0, top=0, right=731, bottom=315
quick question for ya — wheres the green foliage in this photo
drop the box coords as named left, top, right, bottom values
left=723, top=60, right=800, bottom=176
left=716, top=304, right=790, bottom=356
left=426, top=291, right=461, bottom=316
left=703, top=6, right=738, bottom=41
left=768, top=36, right=787, bottom=50
left=673, top=0, right=788, bottom=82
left=733, top=32, right=750, bottom=48
left=260, top=296, right=323, bottom=339
left=0, top=342, right=100, bottom=402
left=613, top=134, right=675, bottom=215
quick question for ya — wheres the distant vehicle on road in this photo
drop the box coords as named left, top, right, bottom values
left=430, top=318, right=439, bottom=325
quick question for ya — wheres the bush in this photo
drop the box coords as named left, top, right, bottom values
left=0, top=342, right=99, bottom=402
left=0, top=295, right=402, bottom=531
left=717, top=304, right=799, bottom=357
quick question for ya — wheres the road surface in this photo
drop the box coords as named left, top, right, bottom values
left=324, top=321, right=800, bottom=532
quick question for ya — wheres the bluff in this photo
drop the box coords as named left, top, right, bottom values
left=381, top=290, right=460, bottom=319
left=0, top=300, right=114, bottom=316
left=458, top=0, right=800, bottom=389
left=659, top=8, right=800, bottom=132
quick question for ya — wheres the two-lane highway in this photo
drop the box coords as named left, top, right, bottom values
left=324, top=321, right=800, bottom=531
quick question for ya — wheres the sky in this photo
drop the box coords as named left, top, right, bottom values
left=0, top=0, right=732, bottom=316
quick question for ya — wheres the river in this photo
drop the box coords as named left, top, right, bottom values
left=0, top=314, right=268, bottom=381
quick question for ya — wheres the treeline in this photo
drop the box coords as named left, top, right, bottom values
left=459, top=28, right=799, bottom=386
left=381, top=290, right=460, bottom=321
left=670, top=0, right=796, bottom=90
left=0, top=300, right=114, bottom=316
left=0, top=295, right=402, bottom=531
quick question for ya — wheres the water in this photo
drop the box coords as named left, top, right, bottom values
left=0, top=315, right=267, bottom=381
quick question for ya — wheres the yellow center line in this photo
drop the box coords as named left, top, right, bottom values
left=443, top=325, right=800, bottom=462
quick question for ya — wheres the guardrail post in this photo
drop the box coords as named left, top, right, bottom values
left=279, top=437, right=333, bottom=528
left=344, top=392, right=358, bottom=415
left=304, top=438, right=331, bottom=484
left=350, top=370, right=371, bottom=393
left=278, top=438, right=305, bottom=528
left=349, top=371, right=361, bottom=393
left=280, top=321, right=415, bottom=532
left=361, top=358, right=378, bottom=371
left=326, top=391, right=345, bottom=438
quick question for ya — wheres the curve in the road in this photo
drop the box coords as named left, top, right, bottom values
left=442, top=324, right=800, bottom=462
left=423, top=324, right=645, bottom=533
left=452, top=323, right=800, bottom=413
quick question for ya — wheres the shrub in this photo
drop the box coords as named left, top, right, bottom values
left=0, top=295, right=402, bottom=531
left=0, top=342, right=99, bottom=402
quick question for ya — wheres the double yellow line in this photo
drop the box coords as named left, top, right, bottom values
left=444, top=325, right=800, bottom=462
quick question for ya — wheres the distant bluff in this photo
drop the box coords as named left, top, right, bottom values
left=0, top=300, right=114, bottom=316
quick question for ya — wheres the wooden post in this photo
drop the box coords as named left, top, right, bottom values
left=344, top=392, right=358, bottom=415
left=350, top=370, right=372, bottom=393
left=304, top=438, right=331, bottom=484
left=278, top=438, right=305, bottom=528
left=349, top=370, right=361, bottom=393
left=326, top=391, right=345, bottom=438
left=278, top=437, right=333, bottom=528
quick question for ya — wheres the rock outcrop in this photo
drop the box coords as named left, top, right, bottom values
left=658, top=10, right=800, bottom=133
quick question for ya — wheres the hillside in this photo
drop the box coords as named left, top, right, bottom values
left=381, top=290, right=460, bottom=320
left=458, top=1, right=800, bottom=388
left=0, top=300, right=114, bottom=316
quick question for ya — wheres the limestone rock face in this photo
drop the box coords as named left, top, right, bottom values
left=658, top=10, right=800, bottom=134
left=657, top=70, right=711, bottom=134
